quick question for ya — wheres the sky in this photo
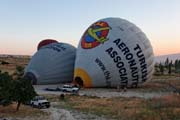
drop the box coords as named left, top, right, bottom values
left=0, top=0, right=179, bottom=56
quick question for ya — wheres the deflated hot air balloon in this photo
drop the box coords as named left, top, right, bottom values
left=25, top=40, right=76, bottom=85
left=74, top=18, right=154, bottom=88
left=37, top=39, right=58, bottom=50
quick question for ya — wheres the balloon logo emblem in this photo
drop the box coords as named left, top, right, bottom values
left=81, top=21, right=111, bottom=49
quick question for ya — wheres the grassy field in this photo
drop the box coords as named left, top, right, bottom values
left=0, top=55, right=180, bottom=119
left=0, top=103, right=49, bottom=118
left=46, top=94, right=180, bottom=120
left=134, top=76, right=180, bottom=93
left=0, top=55, right=30, bottom=74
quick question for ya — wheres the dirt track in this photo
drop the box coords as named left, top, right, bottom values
left=0, top=84, right=177, bottom=120
left=43, top=102, right=111, bottom=120
left=31, top=84, right=174, bottom=120
left=34, top=84, right=172, bottom=99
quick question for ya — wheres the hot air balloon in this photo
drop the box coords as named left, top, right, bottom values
left=37, top=39, right=58, bottom=50
left=74, top=17, right=154, bottom=88
left=25, top=41, right=76, bottom=85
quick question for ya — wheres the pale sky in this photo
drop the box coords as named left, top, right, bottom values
left=0, top=0, right=179, bottom=56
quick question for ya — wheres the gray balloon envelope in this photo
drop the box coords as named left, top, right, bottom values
left=25, top=42, right=76, bottom=85
left=74, top=17, right=154, bottom=88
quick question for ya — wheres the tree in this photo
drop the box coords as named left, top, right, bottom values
left=0, top=71, right=37, bottom=111
left=168, top=60, right=172, bottom=75
left=178, top=60, right=180, bottom=70
left=154, top=63, right=160, bottom=75
left=1, top=60, right=10, bottom=65
left=174, top=59, right=179, bottom=72
left=159, top=63, right=164, bottom=75
left=13, top=77, right=37, bottom=111
left=13, top=66, right=37, bottom=111
left=0, top=72, right=14, bottom=106
left=165, top=57, right=169, bottom=69
left=15, top=66, right=25, bottom=79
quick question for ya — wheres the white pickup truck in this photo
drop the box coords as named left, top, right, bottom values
left=30, top=96, right=50, bottom=109
left=61, top=84, right=79, bottom=93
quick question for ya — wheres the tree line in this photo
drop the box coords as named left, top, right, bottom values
left=0, top=66, right=36, bottom=111
left=154, top=58, right=180, bottom=75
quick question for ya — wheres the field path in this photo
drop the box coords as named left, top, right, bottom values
left=42, top=102, right=111, bottom=120
left=34, top=85, right=172, bottom=99
left=43, top=102, right=75, bottom=120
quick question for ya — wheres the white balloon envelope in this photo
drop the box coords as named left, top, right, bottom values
left=25, top=42, right=76, bottom=85
left=74, top=17, right=154, bottom=88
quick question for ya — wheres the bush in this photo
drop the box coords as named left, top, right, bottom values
left=1, top=61, right=9, bottom=65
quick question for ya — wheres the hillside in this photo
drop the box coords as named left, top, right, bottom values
left=1, top=53, right=180, bottom=70
left=155, top=53, right=180, bottom=63
left=0, top=54, right=31, bottom=74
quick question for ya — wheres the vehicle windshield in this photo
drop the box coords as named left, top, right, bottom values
left=36, top=96, right=45, bottom=100
left=63, top=85, right=72, bottom=88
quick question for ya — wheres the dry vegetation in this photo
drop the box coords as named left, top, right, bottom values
left=0, top=55, right=30, bottom=74
left=47, top=94, right=180, bottom=120
left=0, top=103, right=49, bottom=119
left=0, top=55, right=180, bottom=119
left=134, top=76, right=180, bottom=92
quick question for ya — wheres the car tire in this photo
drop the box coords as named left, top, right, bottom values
left=46, top=105, right=50, bottom=108
left=31, top=103, right=34, bottom=107
left=38, top=104, right=42, bottom=109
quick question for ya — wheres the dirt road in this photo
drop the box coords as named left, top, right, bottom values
left=34, top=85, right=172, bottom=99
left=43, top=102, right=111, bottom=120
